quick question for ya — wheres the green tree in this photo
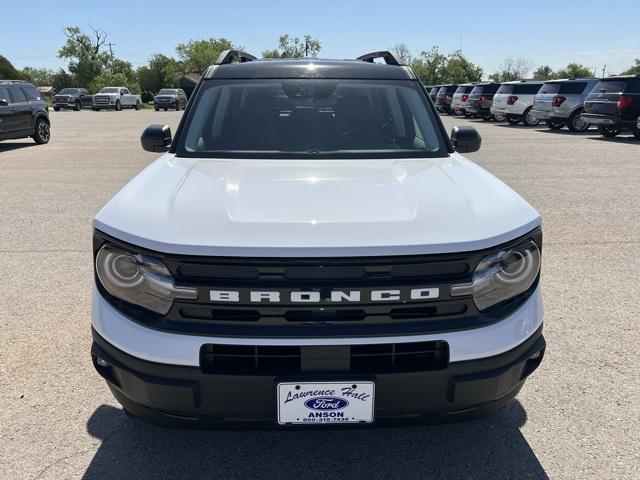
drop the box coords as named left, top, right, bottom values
left=622, top=58, right=640, bottom=75
left=442, top=50, right=483, bottom=83
left=533, top=65, right=557, bottom=80
left=89, top=71, right=138, bottom=94
left=137, top=54, right=180, bottom=102
left=175, top=38, right=235, bottom=72
left=556, top=63, right=593, bottom=78
left=58, top=26, right=111, bottom=86
left=20, top=67, right=56, bottom=86
left=50, top=69, right=77, bottom=91
left=0, top=55, right=27, bottom=80
left=410, top=47, right=448, bottom=84
left=262, top=34, right=321, bottom=58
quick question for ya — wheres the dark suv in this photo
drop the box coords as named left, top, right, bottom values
left=465, top=82, right=501, bottom=120
left=435, top=84, right=458, bottom=114
left=52, top=88, right=93, bottom=111
left=0, top=80, right=50, bottom=144
left=582, top=75, right=640, bottom=139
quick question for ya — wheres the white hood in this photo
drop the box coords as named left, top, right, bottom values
left=94, top=153, right=540, bottom=257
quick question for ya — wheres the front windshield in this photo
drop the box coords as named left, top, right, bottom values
left=178, top=79, right=447, bottom=159
left=59, top=88, right=79, bottom=94
left=158, top=89, right=178, bottom=95
left=100, top=88, right=119, bottom=93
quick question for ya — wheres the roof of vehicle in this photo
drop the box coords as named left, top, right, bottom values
left=471, top=82, right=500, bottom=86
left=500, top=79, right=545, bottom=84
left=205, top=58, right=416, bottom=80
left=543, top=77, right=598, bottom=83
left=599, top=74, right=640, bottom=81
left=0, top=80, right=35, bottom=86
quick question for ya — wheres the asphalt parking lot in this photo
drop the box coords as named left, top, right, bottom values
left=1, top=109, right=639, bottom=480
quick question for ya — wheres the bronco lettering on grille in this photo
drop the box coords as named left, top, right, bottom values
left=209, top=288, right=439, bottom=303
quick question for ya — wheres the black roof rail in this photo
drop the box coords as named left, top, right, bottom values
left=215, top=50, right=256, bottom=65
left=356, top=51, right=404, bottom=66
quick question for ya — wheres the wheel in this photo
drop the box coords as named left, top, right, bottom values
left=134, top=101, right=141, bottom=111
left=546, top=119, right=565, bottom=130
left=154, top=106, right=159, bottom=111
left=175, top=102, right=180, bottom=111
left=482, top=113, right=492, bottom=121
left=567, top=109, right=588, bottom=132
left=521, top=107, right=540, bottom=127
left=92, top=107, right=99, bottom=111
left=507, top=115, right=521, bottom=125
left=598, top=126, right=620, bottom=138
left=115, top=101, right=122, bottom=111
left=494, top=114, right=506, bottom=122
left=53, top=106, right=60, bottom=112
left=464, top=111, right=473, bottom=118
left=32, top=117, right=50, bottom=144
left=74, top=101, right=80, bottom=111
left=631, top=120, right=640, bottom=140
left=164, top=107, right=168, bottom=111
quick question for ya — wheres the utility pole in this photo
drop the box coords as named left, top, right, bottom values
left=601, top=64, right=606, bottom=77
left=304, top=40, right=308, bottom=58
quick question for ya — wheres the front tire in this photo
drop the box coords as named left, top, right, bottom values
left=74, top=101, right=80, bottom=111
left=521, top=107, right=540, bottom=127
left=507, top=116, right=521, bottom=125
left=175, top=102, right=180, bottom=111
left=567, top=109, right=589, bottom=132
left=32, top=117, right=50, bottom=144
left=134, top=101, right=141, bottom=111
left=494, top=114, right=506, bottom=122
left=115, top=101, right=122, bottom=111
left=598, top=125, right=620, bottom=138
left=546, top=119, right=565, bottom=130
left=154, top=105, right=159, bottom=111
left=53, top=106, right=60, bottom=112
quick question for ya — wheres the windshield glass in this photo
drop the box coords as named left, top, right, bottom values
left=454, top=86, right=474, bottom=94
left=99, top=88, right=119, bottom=93
left=178, top=79, right=447, bottom=159
left=59, top=88, right=79, bottom=94
left=158, top=89, right=178, bottom=95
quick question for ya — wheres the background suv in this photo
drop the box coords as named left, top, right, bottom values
left=491, top=80, right=544, bottom=126
left=0, top=80, right=50, bottom=144
left=435, top=84, right=458, bottom=114
left=154, top=88, right=188, bottom=111
left=533, top=78, right=600, bottom=132
left=52, top=88, right=93, bottom=111
left=582, top=75, right=640, bottom=139
left=451, top=83, right=475, bottom=116
left=465, top=82, right=501, bottom=120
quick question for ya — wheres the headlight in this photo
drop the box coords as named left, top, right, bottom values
left=95, top=244, right=197, bottom=314
left=450, top=240, right=540, bottom=311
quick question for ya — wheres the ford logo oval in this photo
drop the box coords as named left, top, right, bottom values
left=304, top=397, right=349, bottom=411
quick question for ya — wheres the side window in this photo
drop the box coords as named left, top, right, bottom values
left=0, top=86, right=11, bottom=104
left=122, top=88, right=130, bottom=95
left=10, top=87, right=28, bottom=103
left=22, top=86, right=41, bottom=101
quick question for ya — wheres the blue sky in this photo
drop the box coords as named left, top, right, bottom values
left=2, top=0, right=639, bottom=77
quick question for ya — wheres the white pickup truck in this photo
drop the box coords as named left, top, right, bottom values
left=92, top=87, right=142, bottom=111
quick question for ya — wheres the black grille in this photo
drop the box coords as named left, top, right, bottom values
left=200, top=341, right=449, bottom=375
left=94, top=228, right=542, bottom=337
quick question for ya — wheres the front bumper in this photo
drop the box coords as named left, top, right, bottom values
left=92, top=326, right=544, bottom=427
left=91, top=287, right=544, bottom=427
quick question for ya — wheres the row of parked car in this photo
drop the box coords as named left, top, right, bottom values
left=427, top=74, right=640, bottom=139
left=51, top=87, right=188, bottom=112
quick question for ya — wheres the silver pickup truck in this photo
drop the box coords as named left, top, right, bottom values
left=92, top=87, right=142, bottom=111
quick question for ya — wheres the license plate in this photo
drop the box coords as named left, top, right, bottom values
left=277, top=382, right=375, bottom=425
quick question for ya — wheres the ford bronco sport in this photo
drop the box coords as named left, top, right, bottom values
left=91, top=50, right=545, bottom=427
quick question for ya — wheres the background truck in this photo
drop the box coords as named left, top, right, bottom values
left=92, top=87, right=141, bottom=111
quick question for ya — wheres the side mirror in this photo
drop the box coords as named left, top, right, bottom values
left=141, top=124, right=172, bottom=152
left=0, top=99, right=8, bottom=107
left=451, top=126, right=481, bottom=153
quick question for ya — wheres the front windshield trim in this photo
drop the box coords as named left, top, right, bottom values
left=174, top=78, right=449, bottom=160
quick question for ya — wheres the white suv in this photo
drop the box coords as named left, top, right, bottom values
left=91, top=50, right=545, bottom=428
left=491, top=80, right=544, bottom=126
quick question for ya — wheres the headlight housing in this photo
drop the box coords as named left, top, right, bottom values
left=450, top=239, right=540, bottom=311
left=95, top=244, right=197, bottom=314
